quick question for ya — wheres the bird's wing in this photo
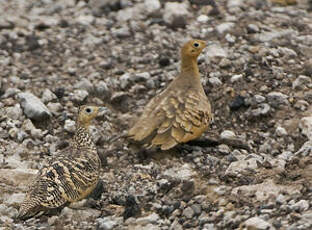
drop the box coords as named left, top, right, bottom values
left=128, top=90, right=168, bottom=141
left=152, top=89, right=212, bottom=149
left=23, top=149, right=99, bottom=208
left=129, top=87, right=212, bottom=150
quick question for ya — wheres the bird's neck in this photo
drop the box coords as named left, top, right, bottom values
left=181, top=56, right=200, bottom=76
left=73, top=125, right=96, bottom=150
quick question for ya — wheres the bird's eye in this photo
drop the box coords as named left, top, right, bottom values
left=193, top=42, right=199, bottom=48
left=85, top=108, right=92, bottom=113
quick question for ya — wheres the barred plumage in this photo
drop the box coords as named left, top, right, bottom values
left=18, top=105, right=105, bottom=220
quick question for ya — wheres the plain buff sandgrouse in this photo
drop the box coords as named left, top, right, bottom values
left=128, top=39, right=213, bottom=150
left=18, top=105, right=105, bottom=220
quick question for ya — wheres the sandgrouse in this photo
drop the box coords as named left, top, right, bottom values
left=18, top=105, right=105, bottom=220
left=128, top=39, right=212, bottom=150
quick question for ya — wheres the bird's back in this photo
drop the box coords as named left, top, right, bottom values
left=18, top=147, right=100, bottom=219
left=128, top=72, right=212, bottom=150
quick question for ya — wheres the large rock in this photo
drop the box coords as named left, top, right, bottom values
left=18, top=92, right=52, bottom=121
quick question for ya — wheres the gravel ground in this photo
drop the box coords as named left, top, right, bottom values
left=1, top=0, right=312, bottom=229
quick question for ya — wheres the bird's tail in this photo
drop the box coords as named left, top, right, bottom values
left=17, top=199, right=44, bottom=220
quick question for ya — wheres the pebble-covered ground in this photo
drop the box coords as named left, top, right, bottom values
left=1, top=0, right=312, bottom=229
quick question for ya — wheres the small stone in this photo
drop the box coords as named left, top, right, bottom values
left=183, top=206, right=195, bottom=219
left=170, top=218, right=183, bottom=230
left=1, top=87, right=19, bottom=99
left=134, top=72, right=150, bottom=82
left=220, top=130, right=236, bottom=139
left=70, top=89, right=89, bottom=103
left=227, top=0, right=244, bottom=8
left=254, top=29, right=296, bottom=42
left=197, top=15, right=209, bottom=23
left=275, top=126, right=287, bottom=137
left=119, top=73, right=131, bottom=89
left=216, top=22, right=235, bottom=34
left=30, top=127, right=44, bottom=139
left=299, top=117, right=312, bottom=140
left=247, top=24, right=260, bottom=33
left=226, top=157, right=261, bottom=176
left=191, top=204, right=201, bottom=216
left=290, top=200, right=309, bottom=212
left=214, top=186, right=229, bottom=196
left=244, top=217, right=274, bottom=230
left=5, top=193, right=25, bottom=206
left=136, top=213, right=160, bottom=225
left=0, top=18, right=14, bottom=30
left=303, top=59, right=312, bottom=76
left=76, top=14, right=95, bottom=26
left=17, top=130, right=28, bottom=142
left=253, top=95, right=266, bottom=104
left=41, top=89, right=57, bottom=103
left=225, top=33, right=236, bottom=43
left=54, top=87, right=65, bottom=98
left=294, top=100, right=309, bottom=111
left=112, top=26, right=131, bottom=39
left=48, top=216, right=58, bottom=226
left=247, top=103, right=271, bottom=118
left=97, top=216, right=119, bottom=230
left=74, top=79, right=94, bottom=92
left=218, top=144, right=231, bottom=154
left=18, top=92, right=52, bottom=121
left=9, top=127, right=19, bottom=139
left=208, top=77, right=222, bottom=86
left=229, top=95, right=245, bottom=111
left=60, top=207, right=101, bottom=220
left=205, top=43, right=228, bottom=61
left=163, top=164, right=196, bottom=180
left=6, top=104, right=23, bottom=120
left=144, top=0, right=161, bottom=14
left=267, top=92, right=288, bottom=108
left=96, top=81, right=111, bottom=99
left=230, top=74, right=243, bottom=83
left=163, top=2, right=189, bottom=29
left=116, top=7, right=135, bottom=22
left=276, top=194, right=287, bottom=204
left=47, top=102, right=63, bottom=115
left=219, top=58, right=231, bottom=68
left=159, top=57, right=170, bottom=67
left=259, top=141, right=272, bottom=153
left=292, top=75, right=311, bottom=90
left=111, top=92, right=131, bottom=112
left=64, top=119, right=76, bottom=133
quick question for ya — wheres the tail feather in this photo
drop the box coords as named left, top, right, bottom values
left=18, top=199, right=44, bottom=220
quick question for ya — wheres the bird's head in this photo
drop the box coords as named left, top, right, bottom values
left=77, top=105, right=106, bottom=128
left=181, top=39, right=206, bottom=59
